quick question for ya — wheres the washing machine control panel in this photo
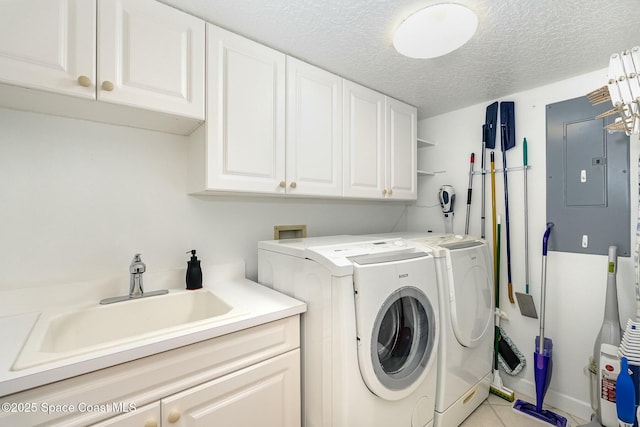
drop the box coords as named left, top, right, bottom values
left=305, top=239, right=430, bottom=277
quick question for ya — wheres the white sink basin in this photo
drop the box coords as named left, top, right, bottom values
left=12, top=290, right=245, bottom=370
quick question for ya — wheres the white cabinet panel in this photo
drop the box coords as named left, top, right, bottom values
left=98, top=0, right=205, bottom=119
left=161, top=350, right=300, bottom=427
left=343, top=81, right=417, bottom=200
left=286, top=57, right=342, bottom=196
left=90, top=402, right=159, bottom=427
left=0, top=0, right=95, bottom=98
left=343, top=80, right=385, bottom=198
left=386, top=97, right=417, bottom=200
left=206, top=24, right=286, bottom=193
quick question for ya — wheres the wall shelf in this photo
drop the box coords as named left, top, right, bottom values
left=417, top=138, right=436, bottom=148
left=417, top=138, right=437, bottom=176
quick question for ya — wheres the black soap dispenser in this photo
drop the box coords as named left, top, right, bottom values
left=186, top=249, right=203, bottom=290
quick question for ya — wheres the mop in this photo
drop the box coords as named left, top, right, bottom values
left=492, top=208, right=526, bottom=378
left=499, top=101, right=516, bottom=304
left=490, top=215, right=515, bottom=401
left=480, top=126, right=487, bottom=239
left=483, top=102, right=498, bottom=240
left=513, top=223, right=569, bottom=427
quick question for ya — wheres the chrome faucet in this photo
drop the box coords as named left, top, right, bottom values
left=100, top=253, right=168, bottom=305
left=129, top=253, right=145, bottom=296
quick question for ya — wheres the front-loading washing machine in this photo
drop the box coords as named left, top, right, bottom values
left=258, top=236, right=440, bottom=427
left=411, top=234, right=494, bottom=427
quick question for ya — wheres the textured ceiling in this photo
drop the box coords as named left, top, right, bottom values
left=158, top=0, right=640, bottom=119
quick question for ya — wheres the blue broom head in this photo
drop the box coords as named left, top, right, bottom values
left=485, top=102, right=498, bottom=149
left=499, top=101, right=516, bottom=150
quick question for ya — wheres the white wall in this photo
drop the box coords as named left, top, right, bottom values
left=0, top=108, right=410, bottom=289
left=409, top=68, right=639, bottom=419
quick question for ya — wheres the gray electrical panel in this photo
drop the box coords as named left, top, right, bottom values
left=546, top=96, right=630, bottom=256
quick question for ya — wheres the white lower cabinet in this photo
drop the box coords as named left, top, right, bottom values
left=161, top=350, right=299, bottom=427
left=90, top=402, right=160, bottom=427
left=0, top=317, right=300, bottom=427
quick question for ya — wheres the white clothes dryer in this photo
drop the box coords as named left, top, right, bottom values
left=410, top=234, right=494, bottom=427
left=258, top=236, right=440, bottom=427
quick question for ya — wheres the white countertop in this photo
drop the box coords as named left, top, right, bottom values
left=0, top=260, right=306, bottom=397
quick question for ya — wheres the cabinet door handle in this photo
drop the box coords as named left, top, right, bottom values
left=77, top=75, right=92, bottom=87
left=382, top=189, right=387, bottom=196
left=144, top=420, right=158, bottom=427
left=289, top=181, right=297, bottom=189
left=101, top=81, right=114, bottom=91
left=279, top=181, right=286, bottom=188
left=388, top=189, right=393, bottom=196
left=167, top=410, right=181, bottom=423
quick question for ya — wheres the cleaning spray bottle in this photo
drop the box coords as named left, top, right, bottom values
left=186, top=249, right=203, bottom=290
left=588, top=246, right=623, bottom=427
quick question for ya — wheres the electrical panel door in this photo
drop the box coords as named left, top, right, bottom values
left=546, top=96, right=630, bottom=256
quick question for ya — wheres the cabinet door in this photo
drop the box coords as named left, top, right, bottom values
left=161, top=350, right=300, bottom=427
left=206, top=24, right=286, bottom=193
left=343, top=80, right=385, bottom=199
left=98, top=0, right=205, bottom=119
left=386, top=97, right=417, bottom=200
left=286, top=57, right=342, bottom=197
left=0, top=0, right=95, bottom=98
left=89, top=402, right=160, bottom=427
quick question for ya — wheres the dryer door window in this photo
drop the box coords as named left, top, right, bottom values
left=371, top=286, right=437, bottom=392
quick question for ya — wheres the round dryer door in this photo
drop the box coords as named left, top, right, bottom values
left=444, top=241, right=493, bottom=348
left=367, top=287, right=437, bottom=400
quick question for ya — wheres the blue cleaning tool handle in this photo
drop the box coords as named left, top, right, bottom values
left=542, top=223, right=554, bottom=255
left=617, top=357, right=636, bottom=423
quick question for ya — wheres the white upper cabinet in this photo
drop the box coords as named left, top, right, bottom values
left=0, top=0, right=204, bottom=133
left=98, top=0, right=205, bottom=119
left=343, top=80, right=386, bottom=199
left=0, top=0, right=96, bottom=98
left=286, top=57, right=343, bottom=197
left=343, top=80, right=417, bottom=200
left=204, top=24, right=286, bottom=194
left=386, top=97, right=417, bottom=200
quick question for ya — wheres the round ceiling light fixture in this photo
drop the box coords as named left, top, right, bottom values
left=393, top=3, right=478, bottom=59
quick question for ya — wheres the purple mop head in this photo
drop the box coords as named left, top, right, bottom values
left=513, top=399, right=568, bottom=427
left=512, top=339, right=567, bottom=426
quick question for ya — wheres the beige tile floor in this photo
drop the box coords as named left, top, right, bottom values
left=460, top=391, right=591, bottom=426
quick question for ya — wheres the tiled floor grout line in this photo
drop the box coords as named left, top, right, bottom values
left=487, top=401, right=509, bottom=427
